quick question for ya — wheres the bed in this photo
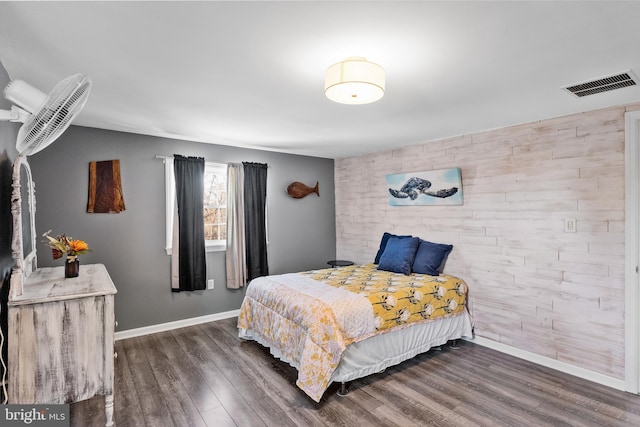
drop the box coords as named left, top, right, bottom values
left=237, top=235, right=473, bottom=402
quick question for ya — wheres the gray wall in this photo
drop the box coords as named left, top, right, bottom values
left=29, top=126, right=336, bottom=331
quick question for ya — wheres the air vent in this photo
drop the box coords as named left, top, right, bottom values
left=563, top=70, right=639, bottom=97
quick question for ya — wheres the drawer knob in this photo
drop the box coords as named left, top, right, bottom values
left=114, top=352, right=118, bottom=359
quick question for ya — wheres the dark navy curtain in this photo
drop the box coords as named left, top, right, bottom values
left=243, top=162, right=268, bottom=281
left=173, top=155, right=206, bottom=291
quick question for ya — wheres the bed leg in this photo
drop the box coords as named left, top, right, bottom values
left=450, top=339, right=460, bottom=349
left=337, top=382, right=349, bottom=397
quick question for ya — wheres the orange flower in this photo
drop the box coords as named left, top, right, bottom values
left=69, top=240, right=89, bottom=253
left=42, top=230, right=90, bottom=259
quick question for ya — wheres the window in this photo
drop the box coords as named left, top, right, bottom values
left=203, top=162, right=228, bottom=246
left=164, top=158, right=227, bottom=254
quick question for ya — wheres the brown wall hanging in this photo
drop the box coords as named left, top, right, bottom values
left=87, top=159, right=126, bottom=213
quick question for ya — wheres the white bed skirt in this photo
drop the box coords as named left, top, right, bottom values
left=239, top=311, right=473, bottom=386
left=331, top=311, right=473, bottom=382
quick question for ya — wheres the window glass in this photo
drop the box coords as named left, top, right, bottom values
left=203, top=162, right=228, bottom=244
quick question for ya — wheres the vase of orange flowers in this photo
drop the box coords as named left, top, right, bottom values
left=65, top=256, right=80, bottom=278
left=43, top=230, right=90, bottom=278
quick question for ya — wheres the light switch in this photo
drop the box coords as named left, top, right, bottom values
left=564, top=218, right=577, bottom=233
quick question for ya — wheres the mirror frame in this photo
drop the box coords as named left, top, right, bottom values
left=10, top=153, right=37, bottom=298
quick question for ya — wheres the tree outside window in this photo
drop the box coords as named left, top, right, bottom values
left=203, top=162, right=227, bottom=244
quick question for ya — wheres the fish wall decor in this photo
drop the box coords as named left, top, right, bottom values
left=286, top=181, right=319, bottom=199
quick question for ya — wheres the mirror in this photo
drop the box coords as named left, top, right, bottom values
left=10, top=154, right=37, bottom=298
left=19, top=163, right=33, bottom=258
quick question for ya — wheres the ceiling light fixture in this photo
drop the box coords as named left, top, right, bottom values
left=324, top=56, right=385, bottom=105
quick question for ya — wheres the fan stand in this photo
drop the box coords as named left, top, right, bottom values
left=0, top=106, right=28, bottom=122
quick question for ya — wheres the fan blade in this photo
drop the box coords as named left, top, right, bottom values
left=15, top=74, right=91, bottom=156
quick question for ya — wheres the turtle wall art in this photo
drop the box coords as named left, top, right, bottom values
left=386, top=168, right=463, bottom=206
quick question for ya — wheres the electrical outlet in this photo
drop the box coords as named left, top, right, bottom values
left=207, top=279, right=214, bottom=290
left=564, top=218, right=577, bottom=233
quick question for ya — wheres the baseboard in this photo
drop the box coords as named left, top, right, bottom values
left=466, top=336, right=626, bottom=392
left=115, top=309, right=241, bottom=340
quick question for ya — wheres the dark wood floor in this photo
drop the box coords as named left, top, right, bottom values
left=71, top=317, right=640, bottom=426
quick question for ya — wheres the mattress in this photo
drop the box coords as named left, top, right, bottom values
left=238, top=264, right=472, bottom=402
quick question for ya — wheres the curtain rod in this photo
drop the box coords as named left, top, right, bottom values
left=155, top=155, right=269, bottom=167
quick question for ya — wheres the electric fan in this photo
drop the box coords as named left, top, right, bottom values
left=0, top=73, right=91, bottom=155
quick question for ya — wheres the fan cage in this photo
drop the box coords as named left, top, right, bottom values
left=17, top=74, right=91, bottom=155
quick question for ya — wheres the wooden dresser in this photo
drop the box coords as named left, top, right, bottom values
left=8, top=263, right=117, bottom=426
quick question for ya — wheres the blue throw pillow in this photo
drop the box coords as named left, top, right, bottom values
left=374, top=232, right=413, bottom=264
left=412, top=239, right=453, bottom=276
left=378, top=236, right=420, bottom=275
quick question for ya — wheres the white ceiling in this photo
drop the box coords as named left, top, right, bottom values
left=1, top=1, right=640, bottom=159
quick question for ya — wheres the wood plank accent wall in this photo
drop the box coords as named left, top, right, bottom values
left=335, top=103, right=640, bottom=380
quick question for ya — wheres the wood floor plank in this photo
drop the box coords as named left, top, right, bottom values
left=471, top=345, right=640, bottom=422
left=202, top=321, right=372, bottom=426
left=137, top=335, right=208, bottom=427
left=385, top=370, right=491, bottom=427
left=435, top=345, right=637, bottom=426
left=389, top=354, right=517, bottom=427
left=120, top=336, right=149, bottom=365
left=200, top=405, right=238, bottom=427
left=420, top=347, right=580, bottom=426
left=138, top=333, right=173, bottom=369
left=113, top=340, right=146, bottom=427
left=369, top=401, right=427, bottom=427
left=158, top=380, right=208, bottom=427
left=200, top=322, right=311, bottom=404
left=69, top=397, right=105, bottom=427
left=69, top=318, right=640, bottom=427
left=128, top=359, right=174, bottom=426
left=193, top=324, right=302, bottom=427
left=348, top=372, right=461, bottom=426
left=155, top=330, right=223, bottom=413
left=171, top=327, right=267, bottom=427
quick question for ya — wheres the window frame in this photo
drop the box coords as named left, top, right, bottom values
left=202, top=162, right=228, bottom=251
left=164, top=158, right=227, bottom=255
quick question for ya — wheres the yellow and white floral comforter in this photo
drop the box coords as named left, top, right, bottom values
left=237, top=264, right=468, bottom=402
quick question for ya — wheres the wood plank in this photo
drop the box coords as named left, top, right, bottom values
left=193, top=324, right=302, bottom=427
left=199, top=321, right=337, bottom=426
left=170, top=327, right=267, bottom=427
left=154, top=331, right=222, bottom=413
left=200, top=406, right=238, bottom=427
left=70, top=319, right=640, bottom=426
left=120, top=336, right=149, bottom=365
left=335, top=105, right=629, bottom=377
left=127, top=358, right=173, bottom=426
left=112, top=340, right=146, bottom=427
